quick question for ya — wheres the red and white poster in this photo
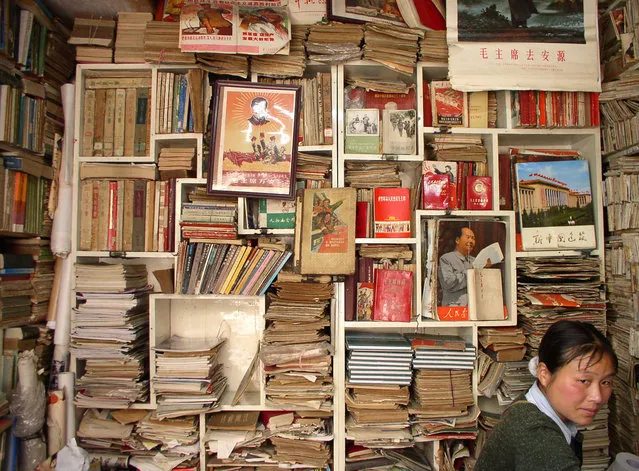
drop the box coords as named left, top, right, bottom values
left=447, top=0, right=600, bottom=92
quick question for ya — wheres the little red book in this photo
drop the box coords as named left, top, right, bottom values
left=372, top=269, right=413, bottom=322
left=373, top=188, right=411, bottom=238
left=466, top=176, right=492, bottom=210
left=356, top=201, right=369, bottom=238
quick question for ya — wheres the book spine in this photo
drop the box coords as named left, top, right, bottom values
left=103, top=88, right=116, bottom=157
left=123, top=88, right=136, bottom=157
left=132, top=180, right=146, bottom=252
left=85, top=77, right=152, bottom=89
left=93, top=89, right=106, bottom=156
left=134, top=88, right=149, bottom=156
left=107, top=180, right=117, bottom=251
left=90, top=181, right=99, bottom=250
left=96, top=180, right=109, bottom=251
left=144, top=180, right=155, bottom=251
left=81, top=89, right=95, bottom=156
left=78, top=179, right=93, bottom=250
left=121, top=180, right=134, bottom=251
left=113, top=88, right=126, bottom=157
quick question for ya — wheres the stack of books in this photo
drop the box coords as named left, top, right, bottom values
left=69, top=18, right=115, bottom=63
left=158, top=147, right=195, bottom=179
left=262, top=274, right=333, bottom=409
left=346, top=332, right=413, bottom=385
left=296, top=152, right=332, bottom=189
left=195, top=53, right=249, bottom=78
left=344, top=161, right=402, bottom=188
left=0, top=252, right=35, bottom=327
left=306, top=23, right=363, bottom=63
left=72, top=264, right=150, bottom=408
left=363, top=23, right=422, bottom=76
left=478, top=327, right=526, bottom=362
left=114, top=12, right=152, bottom=63
left=144, top=21, right=195, bottom=64
left=420, top=30, right=447, bottom=62
left=251, top=25, right=307, bottom=78
left=496, top=361, right=534, bottom=406
left=154, top=336, right=227, bottom=418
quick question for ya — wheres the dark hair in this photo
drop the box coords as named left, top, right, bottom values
left=539, top=320, right=618, bottom=374
left=454, top=225, right=473, bottom=240
left=250, top=97, right=268, bottom=108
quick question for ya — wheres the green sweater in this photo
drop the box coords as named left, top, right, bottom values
left=475, top=401, right=581, bottom=471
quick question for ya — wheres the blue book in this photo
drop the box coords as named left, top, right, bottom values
left=257, top=251, right=292, bottom=296
left=176, top=74, right=187, bottom=133
left=0, top=267, right=34, bottom=275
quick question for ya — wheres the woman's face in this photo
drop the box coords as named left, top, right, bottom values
left=538, top=353, right=616, bottom=426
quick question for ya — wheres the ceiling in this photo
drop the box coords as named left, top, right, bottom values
left=44, top=0, right=156, bottom=29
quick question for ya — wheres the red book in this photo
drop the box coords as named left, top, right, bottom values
left=373, top=269, right=413, bottom=322
left=422, top=174, right=449, bottom=209
left=422, top=81, right=433, bottom=127
left=373, top=188, right=411, bottom=238
left=538, top=91, right=547, bottom=127
left=365, top=88, right=416, bottom=112
left=356, top=201, right=369, bottom=238
left=466, top=176, right=492, bottom=210
left=498, top=154, right=512, bottom=210
left=589, top=93, right=600, bottom=126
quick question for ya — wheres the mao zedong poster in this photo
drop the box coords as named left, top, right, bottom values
left=447, top=0, right=600, bottom=92
left=207, top=81, right=300, bottom=199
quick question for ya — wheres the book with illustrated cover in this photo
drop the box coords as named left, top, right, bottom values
left=258, top=198, right=296, bottom=229
left=344, top=108, right=380, bottom=154
left=299, top=188, right=356, bottom=275
left=356, top=282, right=374, bottom=321
left=422, top=161, right=457, bottom=210
left=430, top=80, right=467, bottom=127
left=373, top=188, right=411, bottom=238
left=515, top=159, right=595, bottom=250
left=382, top=109, right=416, bottom=155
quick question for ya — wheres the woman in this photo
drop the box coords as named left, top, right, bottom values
left=475, top=320, right=617, bottom=470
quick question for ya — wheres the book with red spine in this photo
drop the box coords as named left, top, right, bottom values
left=107, top=181, right=118, bottom=251
left=372, top=269, right=413, bottom=322
left=356, top=201, right=369, bottom=238
left=373, top=187, right=411, bottom=238
left=466, top=176, right=492, bottom=210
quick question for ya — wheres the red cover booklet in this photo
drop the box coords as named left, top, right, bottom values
left=373, top=188, right=411, bottom=238
left=372, top=269, right=413, bottom=322
left=422, top=174, right=449, bottom=209
left=466, top=176, right=492, bottom=210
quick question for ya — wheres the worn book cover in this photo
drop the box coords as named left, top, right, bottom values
left=467, top=268, right=506, bottom=321
left=468, top=91, right=488, bottom=128
left=344, top=108, right=380, bottom=154
left=382, top=109, right=416, bottom=155
left=372, top=269, right=413, bottom=322
left=423, top=161, right=457, bottom=209
left=300, top=188, right=356, bottom=275
left=356, top=282, right=374, bottom=321
left=258, top=198, right=296, bottom=229
left=373, top=188, right=411, bottom=238
left=430, top=80, right=467, bottom=127
left=466, top=176, right=492, bottom=210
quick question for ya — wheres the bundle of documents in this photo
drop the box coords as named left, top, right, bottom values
left=195, top=53, right=249, bottom=78
left=144, top=21, right=196, bottom=64
left=114, top=12, right=152, bottom=63
left=135, top=413, right=199, bottom=450
left=478, top=327, right=526, bottom=362
left=76, top=409, right=137, bottom=454
left=363, top=24, right=422, bottom=76
left=72, top=264, right=150, bottom=408
left=296, top=153, right=332, bottom=186
left=344, top=161, right=403, bottom=188
left=420, top=30, right=447, bottom=63
left=579, top=405, right=611, bottom=470
left=346, top=332, right=413, bottom=386
left=517, top=256, right=605, bottom=356
left=262, top=275, right=334, bottom=409
left=153, top=336, right=227, bottom=418
left=428, top=135, right=488, bottom=162
left=306, top=23, right=363, bottom=63
left=158, top=147, right=196, bottom=179
left=496, top=361, right=534, bottom=406
left=251, top=25, right=307, bottom=78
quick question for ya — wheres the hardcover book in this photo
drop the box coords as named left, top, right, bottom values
left=355, top=201, right=369, bottom=238
left=344, top=108, right=380, bottom=154
left=430, top=80, right=467, bottom=127
left=382, top=109, right=416, bottom=155
left=422, top=161, right=457, bottom=209
left=373, top=187, right=411, bottom=238
left=356, top=282, right=374, bottom=321
left=466, top=176, right=492, bottom=210
left=258, top=198, right=296, bottom=229
left=372, top=269, right=413, bottom=322
left=300, top=188, right=356, bottom=275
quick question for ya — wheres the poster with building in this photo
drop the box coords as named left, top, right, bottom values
left=447, top=0, right=600, bottom=91
left=515, top=159, right=596, bottom=250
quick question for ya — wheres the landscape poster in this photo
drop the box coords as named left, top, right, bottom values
left=447, top=0, right=600, bottom=91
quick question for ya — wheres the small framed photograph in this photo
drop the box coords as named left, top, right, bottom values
left=328, top=0, right=407, bottom=27
left=207, top=81, right=301, bottom=199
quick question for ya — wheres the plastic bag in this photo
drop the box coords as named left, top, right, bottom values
left=9, top=352, right=46, bottom=437
left=20, top=436, right=46, bottom=471
left=55, top=439, right=90, bottom=471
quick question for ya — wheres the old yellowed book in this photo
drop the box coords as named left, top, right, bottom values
left=113, top=88, right=126, bottom=156
left=468, top=91, right=488, bottom=128
left=123, top=88, right=136, bottom=156
left=103, top=89, right=116, bottom=157
left=300, top=187, right=356, bottom=275
left=81, top=89, right=95, bottom=157
left=79, top=180, right=93, bottom=250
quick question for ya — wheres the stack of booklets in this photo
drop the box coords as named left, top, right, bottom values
left=69, top=18, right=115, bottom=63
left=76, top=408, right=138, bottom=453
left=72, top=264, right=150, bottom=408
left=306, top=23, right=363, bottom=63
left=158, top=147, right=196, bottom=178
left=344, top=161, right=402, bottom=188
left=363, top=23, right=422, bottom=76
left=420, top=30, right=447, bottom=62
left=296, top=153, right=332, bottom=188
left=411, top=336, right=475, bottom=370
left=346, top=332, right=413, bottom=385
left=517, top=257, right=605, bottom=356
left=153, top=336, right=227, bottom=418
left=262, top=274, right=333, bottom=409
left=45, top=33, right=76, bottom=87
left=345, top=382, right=412, bottom=448
left=0, top=252, right=35, bottom=327
left=579, top=405, right=611, bottom=470
left=428, top=135, right=488, bottom=162
left=195, top=54, right=249, bottom=78
left=114, top=12, right=153, bottom=63
left=135, top=412, right=199, bottom=451
left=251, top=25, right=307, bottom=78
left=477, top=350, right=505, bottom=398
left=496, top=361, right=534, bottom=406
left=478, top=327, right=526, bottom=362
left=144, top=21, right=195, bottom=64
left=180, top=187, right=237, bottom=243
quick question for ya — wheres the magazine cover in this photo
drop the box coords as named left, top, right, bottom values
left=515, top=159, right=596, bottom=250
left=382, top=109, right=416, bottom=155
left=435, top=219, right=507, bottom=321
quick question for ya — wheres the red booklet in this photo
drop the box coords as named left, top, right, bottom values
left=356, top=201, right=369, bottom=238
left=373, top=188, right=411, bottom=238
left=372, top=269, right=413, bottom=322
left=466, top=176, right=492, bottom=210
left=422, top=174, right=449, bottom=209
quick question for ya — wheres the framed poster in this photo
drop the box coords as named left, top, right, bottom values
left=447, top=0, right=601, bottom=91
left=328, top=0, right=407, bottom=27
left=207, top=81, right=300, bottom=199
